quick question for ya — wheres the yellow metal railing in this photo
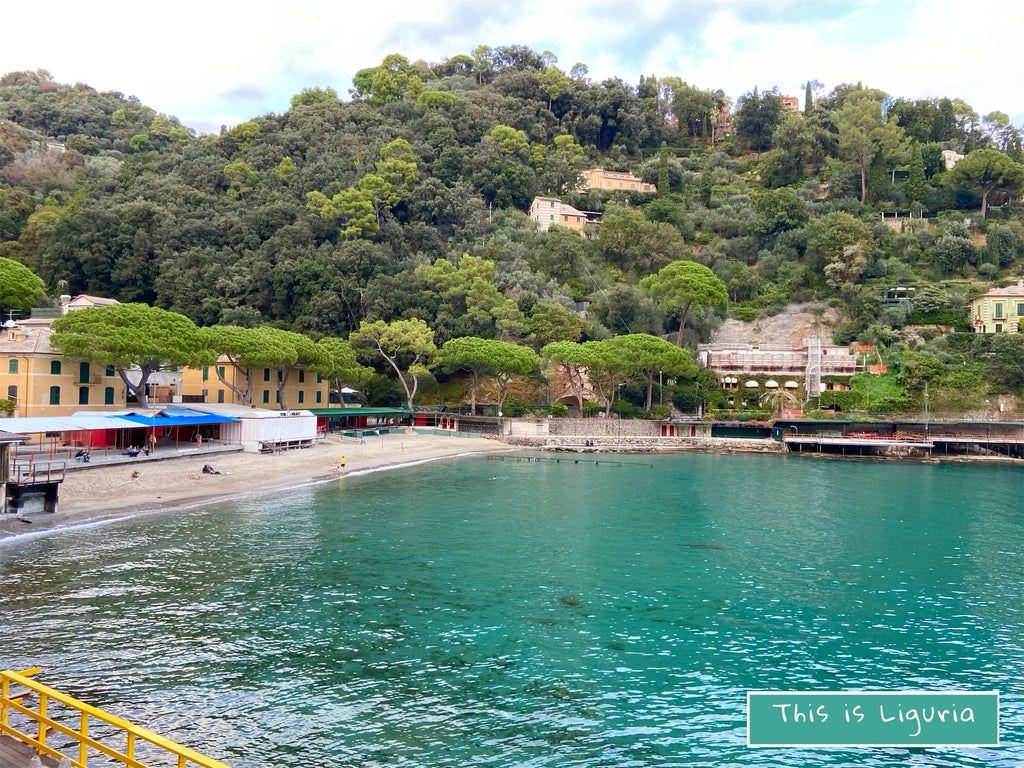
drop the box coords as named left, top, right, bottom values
left=1, top=669, right=232, bottom=768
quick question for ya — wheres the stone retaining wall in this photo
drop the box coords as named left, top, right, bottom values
left=502, top=435, right=783, bottom=455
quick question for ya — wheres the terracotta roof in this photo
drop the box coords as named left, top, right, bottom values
left=974, top=282, right=1024, bottom=298
left=0, top=319, right=57, bottom=354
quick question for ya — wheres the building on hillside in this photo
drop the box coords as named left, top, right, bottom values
left=60, top=294, right=120, bottom=314
left=0, top=318, right=127, bottom=417
left=779, top=95, right=800, bottom=112
left=968, top=281, right=1024, bottom=333
left=528, top=196, right=590, bottom=235
left=578, top=168, right=656, bottom=194
left=941, top=149, right=964, bottom=170
left=179, top=359, right=330, bottom=409
left=700, top=337, right=862, bottom=401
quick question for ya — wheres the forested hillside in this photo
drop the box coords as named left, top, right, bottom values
left=1, top=48, right=1023, bottom=415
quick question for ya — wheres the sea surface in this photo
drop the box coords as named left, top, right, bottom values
left=0, top=453, right=1021, bottom=767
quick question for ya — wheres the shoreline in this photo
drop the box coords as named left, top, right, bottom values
left=0, top=433, right=509, bottom=546
left=3, top=433, right=1019, bottom=547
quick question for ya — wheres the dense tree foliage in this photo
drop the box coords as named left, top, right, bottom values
left=2, top=51, right=1023, bottom=414
left=0, top=256, right=45, bottom=312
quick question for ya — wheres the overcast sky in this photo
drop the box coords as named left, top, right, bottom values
left=4, top=0, right=1021, bottom=135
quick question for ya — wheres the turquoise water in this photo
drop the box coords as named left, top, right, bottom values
left=1, top=453, right=1022, bottom=767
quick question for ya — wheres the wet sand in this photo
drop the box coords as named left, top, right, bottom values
left=0, top=432, right=508, bottom=544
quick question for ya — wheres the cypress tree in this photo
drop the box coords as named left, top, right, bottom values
left=658, top=142, right=670, bottom=196
left=804, top=81, right=814, bottom=112
left=907, top=141, right=926, bottom=204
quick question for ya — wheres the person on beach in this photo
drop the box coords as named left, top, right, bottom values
left=202, top=464, right=221, bottom=475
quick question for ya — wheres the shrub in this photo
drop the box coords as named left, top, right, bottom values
left=647, top=404, right=672, bottom=420
left=732, top=303, right=761, bottom=321
left=507, top=400, right=534, bottom=417
left=548, top=402, right=568, bottom=418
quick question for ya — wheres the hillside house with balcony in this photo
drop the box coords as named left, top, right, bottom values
left=968, top=282, right=1024, bottom=333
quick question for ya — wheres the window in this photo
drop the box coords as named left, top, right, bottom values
left=316, top=390, right=322, bottom=404
left=50, top=360, right=61, bottom=375
left=217, top=389, right=225, bottom=403
left=995, top=323, right=1003, bottom=333
left=104, top=387, right=114, bottom=405
left=79, top=362, right=90, bottom=383
left=202, top=367, right=209, bottom=381
left=1018, top=303, right=1024, bottom=316
left=218, top=366, right=225, bottom=379
left=8, top=359, right=16, bottom=374
left=995, top=303, right=1003, bottom=318
left=49, top=386, right=60, bottom=405
left=262, top=390, right=269, bottom=404
left=298, top=370, right=305, bottom=384
left=79, top=387, right=89, bottom=405
left=298, top=390, right=304, bottom=404
left=7, top=385, right=17, bottom=402
left=317, top=373, right=322, bottom=384
left=263, top=368, right=270, bottom=382
left=105, top=365, right=115, bottom=376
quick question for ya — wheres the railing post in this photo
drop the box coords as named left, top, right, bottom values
left=79, top=711, right=88, bottom=767
left=38, top=694, right=47, bottom=747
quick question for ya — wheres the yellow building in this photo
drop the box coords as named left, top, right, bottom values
left=180, top=358, right=330, bottom=409
left=528, top=196, right=590, bottom=236
left=0, top=318, right=127, bottom=417
left=578, top=168, right=656, bottom=194
left=968, top=282, right=1024, bottom=333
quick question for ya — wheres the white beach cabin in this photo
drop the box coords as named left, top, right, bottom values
left=190, top=404, right=319, bottom=453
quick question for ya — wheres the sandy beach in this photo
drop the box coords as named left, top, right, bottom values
left=0, top=431, right=508, bottom=544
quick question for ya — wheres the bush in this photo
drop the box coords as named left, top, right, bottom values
left=504, top=400, right=530, bottom=417
left=977, top=263, right=998, bottom=279
left=548, top=402, right=568, bottom=418
left=647, top=404, right=672, bottom=420
left=732, top=303, right=761, bottom=321
left=610, top=399, right=635, bottom=418
left=833, top=322, right=864, bottom=345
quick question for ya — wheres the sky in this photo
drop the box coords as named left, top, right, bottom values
left=3, top=0, right=1022, bottom=135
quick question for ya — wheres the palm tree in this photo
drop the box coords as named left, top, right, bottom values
left=760, top=388, right=799, bottom=417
